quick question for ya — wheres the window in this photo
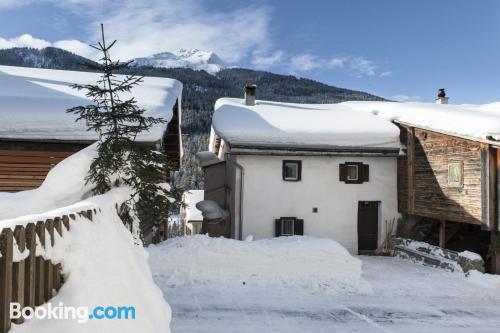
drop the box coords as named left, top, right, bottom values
left=282, top=160, right=301, bottom=181
left=347, top=164, right=359, bottom=181
left=275, top=217, right=304, bottom=237
left=448, top=162, right=463, bottom=187
left=340, top=162, right=369, bottom=184
left=281, top=219, right=294, bottom=236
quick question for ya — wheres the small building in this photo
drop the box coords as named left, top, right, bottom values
left=180, top=190, right=204, bottom=235
left=200, top=91, right=401, bottom=254
left=0, top=65, right=183, bottom=192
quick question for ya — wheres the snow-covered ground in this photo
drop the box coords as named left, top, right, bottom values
left=149, top=235, right=500, bottom=333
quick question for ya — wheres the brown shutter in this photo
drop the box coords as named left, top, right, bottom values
left=275, top=219, right=281, bottom=237
left=362, top=164, right=369, bottom=182
left=294, top=219, right=304, bottom=235
left=339, top=163, right=347, bottom=181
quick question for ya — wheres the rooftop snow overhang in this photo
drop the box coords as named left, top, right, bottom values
left=0, top=65, right=183, bottom=143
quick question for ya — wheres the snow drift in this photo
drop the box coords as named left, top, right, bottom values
left=10, top=189, right=172, bottom=333
left=148, top=235, right=367, bottom=294
left=0, top=144, right=97, bottom=221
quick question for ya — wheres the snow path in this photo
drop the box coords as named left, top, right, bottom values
left=150, top=255, right=500, bottom=332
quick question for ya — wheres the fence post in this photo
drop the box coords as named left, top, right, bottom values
left=44, top=219, right=54, bottom=299
left=24, top=223, right=36, bottom=309
left=12, top=226, right=26, bottom=324
left=0, top=228, right=13, bottom=333
left=53, top=217, right=62, bottom=291
left=35, top=221, right=45, bottom=306
left=62, top=215, right=70, bottom=231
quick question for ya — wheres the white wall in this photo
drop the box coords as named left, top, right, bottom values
left=236, top=154, right=399, bottom=253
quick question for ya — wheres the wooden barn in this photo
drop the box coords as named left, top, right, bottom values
left=396, top=122, right=499, bottom=270
left=352, top=91, right=500, bottom=271
left=0, top=65, right=183, bottom=193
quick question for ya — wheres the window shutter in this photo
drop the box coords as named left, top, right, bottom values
left=339, top=163, right=347, bottom=181
left=294, top=219, right=304, bottom=236
left=297, top=162, right=302, bottom=181
left=275, top=219, right=281, bottom=237
left=362, top=164, right=369, bottom=182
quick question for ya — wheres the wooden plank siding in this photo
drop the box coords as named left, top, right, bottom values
left=0, top=150, right=74, bottom=192
left=397, top=124, right=487, bottom=226
left=0, top=97, right=182, bottom=193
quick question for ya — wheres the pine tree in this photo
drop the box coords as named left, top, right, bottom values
left=67, top=24, right=182, bottom=240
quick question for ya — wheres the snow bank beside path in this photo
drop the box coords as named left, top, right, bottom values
left=148, top=235, right=368, bottom=294
left=10, top=189, right=172, bottom=333
left=466, top=270, right=500, bottom=289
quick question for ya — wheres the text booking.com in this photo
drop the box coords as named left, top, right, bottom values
left=10, top=302, right=136, bottom=323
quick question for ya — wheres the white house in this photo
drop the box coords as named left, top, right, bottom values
left=181, top=190, right=204, bottom=235
left=198, top=86, right=402, bottom=254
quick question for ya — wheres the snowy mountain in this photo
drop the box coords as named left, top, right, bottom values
left=131, top=48, right=226, bottom=74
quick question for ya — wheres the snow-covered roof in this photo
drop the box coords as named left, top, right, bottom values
left=182, top=190, right=204, bottom=222
left=212, top=98, right=500, bottom=151
left=0, top=65, right=182, bottom=142
left=345, top=101, right=500, bottom=143
left=212, top=98, right=401, bottom=150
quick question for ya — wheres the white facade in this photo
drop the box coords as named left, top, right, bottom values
left=232, top=154, right=399, bottom=253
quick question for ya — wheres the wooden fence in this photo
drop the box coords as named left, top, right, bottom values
left=0, top=209, right=97, bottom=333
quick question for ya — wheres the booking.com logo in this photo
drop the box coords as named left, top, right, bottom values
left=10, top=302, right=136, bottom=323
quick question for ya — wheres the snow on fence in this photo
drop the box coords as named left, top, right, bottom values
left=0, top=209, right=97, bottom=333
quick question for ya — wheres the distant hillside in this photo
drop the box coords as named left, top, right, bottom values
left=0, top=47, right=95, bottom=70
left=0, top=47, right=387, bottom=190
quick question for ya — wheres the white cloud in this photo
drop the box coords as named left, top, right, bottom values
left=289, top=54, right=322, bottom=72
left=0, top=0, right=32, bottom=8
left=52, top=40, right=97, bottom=59
left=0, top=0, right=272, bottom=63
left=0, top=34, right=99, bottom=59
left=286, top=53, right=386, bottom=78
left=328, top=57, right=348, bottom=69
left=0, top=34, right=50, bottom=49
left=392, top=95, right=421, bottom=102
left=349, top=56, right=376, bottom=78
left=80, top=0, right=270, bottom=63
left=251, top=50, right=284, bottom=70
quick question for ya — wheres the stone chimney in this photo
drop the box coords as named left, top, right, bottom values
left=244, top=80, right=257, bottom=106
left=435, top=88, right=449, bottom=104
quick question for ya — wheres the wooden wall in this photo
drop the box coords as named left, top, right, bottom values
left=398, top=125, right=486, bottom=225
left=0, top=150, right=74, bottom=192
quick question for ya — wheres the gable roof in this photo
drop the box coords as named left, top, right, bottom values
left=0, top=65, right=182, bottom=142
left=212, top=98, right=401, bottom=151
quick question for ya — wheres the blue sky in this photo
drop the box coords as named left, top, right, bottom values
left=0, top=0, right=499, bottom=103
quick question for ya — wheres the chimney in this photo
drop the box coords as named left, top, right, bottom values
left=435, top=88, right=449, bottom=104
left=244, top=80, right=257, bottom=106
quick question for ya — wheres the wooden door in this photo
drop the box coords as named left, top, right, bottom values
left=357, top=201, right=379, bottom=254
